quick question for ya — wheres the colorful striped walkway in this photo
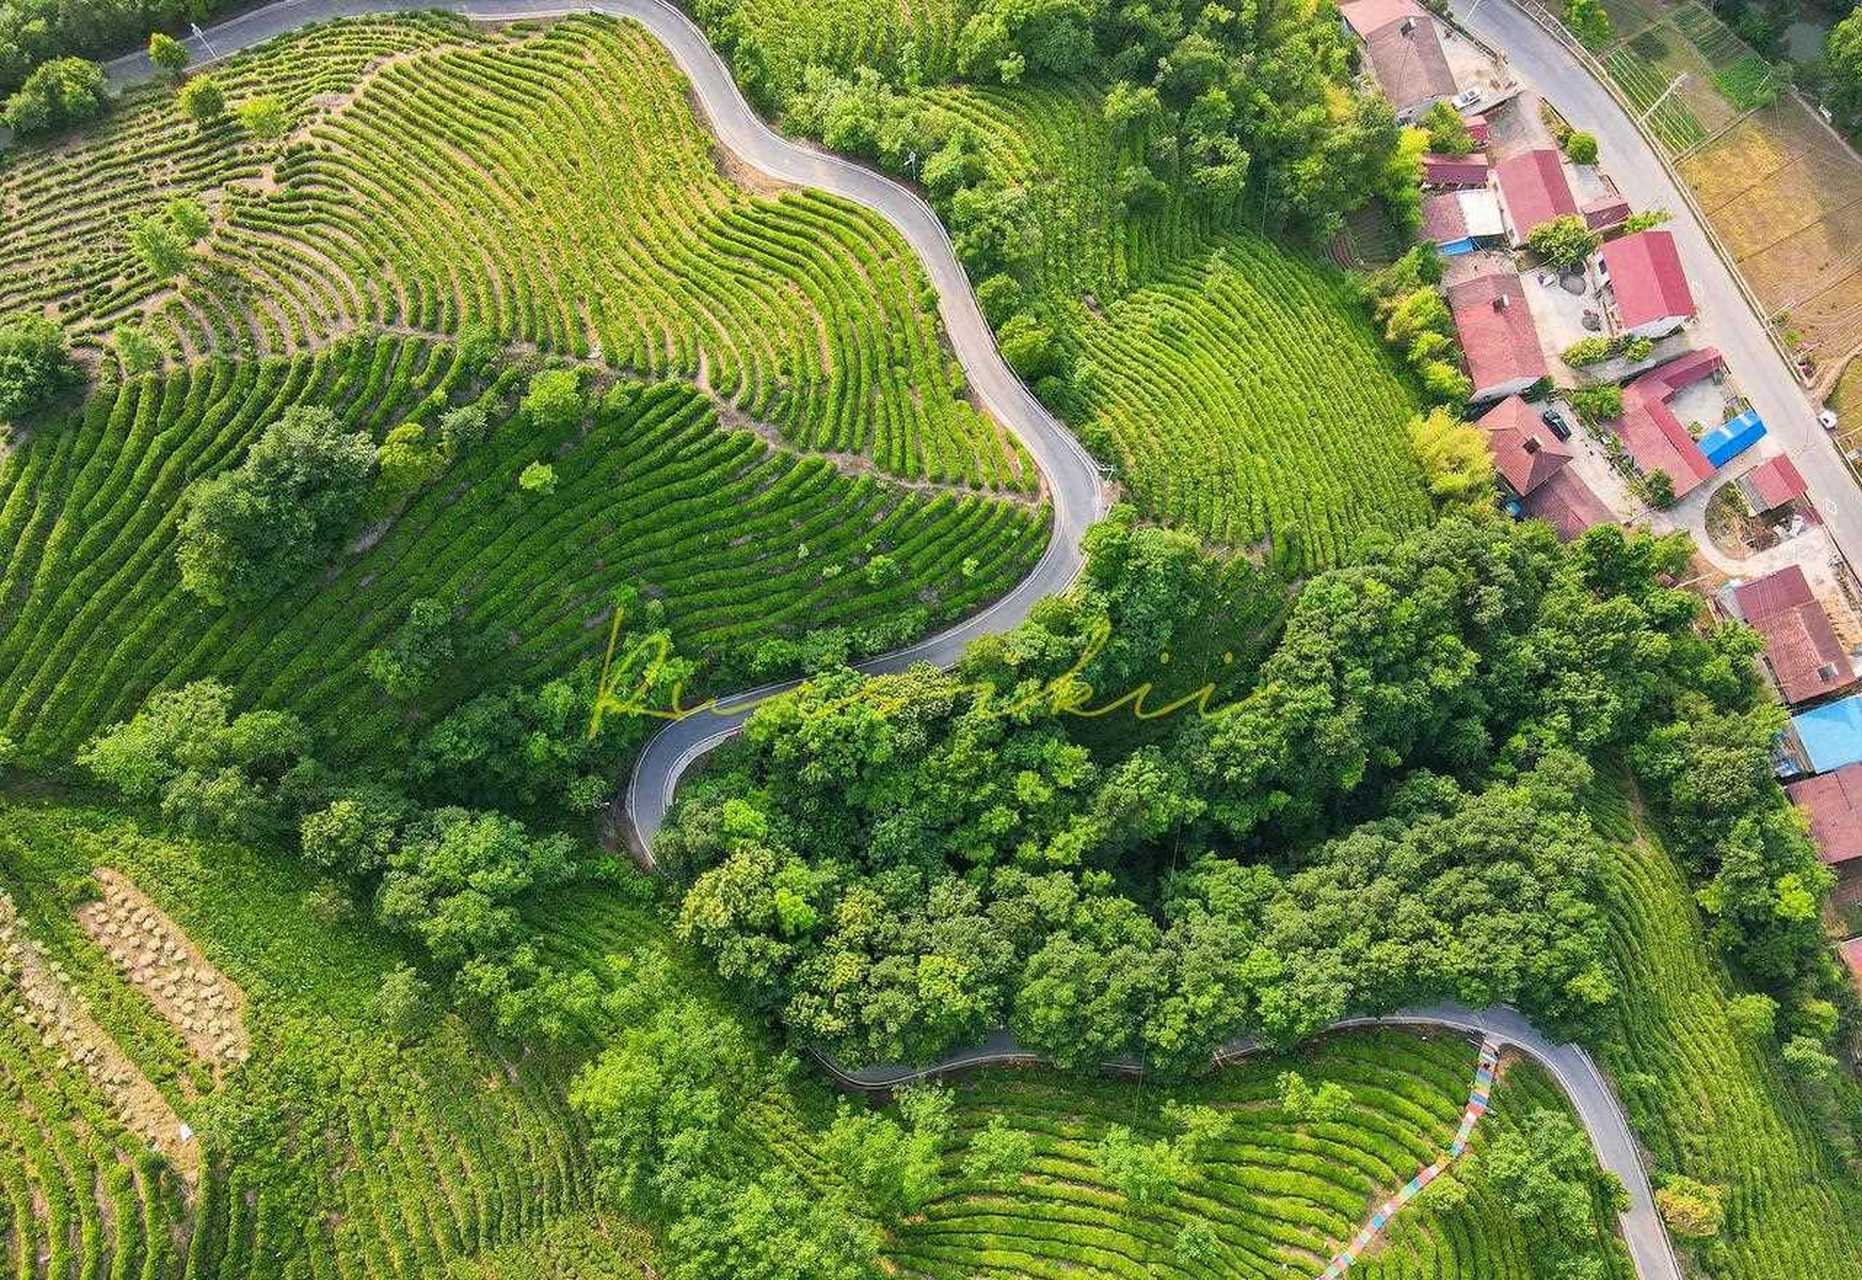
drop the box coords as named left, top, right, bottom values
left=1318, top=1038, right=1502, bottom=1280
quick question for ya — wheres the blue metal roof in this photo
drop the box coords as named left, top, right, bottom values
left=1438, top=237, right=1478, bottom=257
left=1700, top=409, right=1765, bottom=468
left=1792, top=694, right=1862, bottom=774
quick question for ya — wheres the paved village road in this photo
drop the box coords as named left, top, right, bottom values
left=1450, top=0, right=1862, bottom=570
left=109, top=8, right=1679, bottom=1277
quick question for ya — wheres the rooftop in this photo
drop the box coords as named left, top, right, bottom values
left=1610, top=350, right=1724, bottom=500
left=1601, top=229, right=1696, bottom=329
left=1520, top=464, right=1612, bottom=541
left=1446, top=270, right=1549, bottom=395
left=1739, top=454, right=1809, bottom=512
left=1421, top=153, right=1491, bottom=187
left=1422, top=191, right=1469, bottom=245
left=1790, top=693, right=1862, bottom=774
left=1787, top=764, right=1862, bottom=866
left=1495, top=148, right=1579, bottom=238
left=1339, top=0, right=1430, bottom=38
left=1733, top=564, right=1855, bottom=705
left=1843, top=937, right=1862, bottom=988
left=1481, top=395, right=1569, bottom=494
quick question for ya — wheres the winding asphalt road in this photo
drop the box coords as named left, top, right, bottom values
left=818, top=1003, right=1682, bottom=1280
left=105, top=0, right=1111, bottom=861
left=105, top=5, right=1680, bottom=1275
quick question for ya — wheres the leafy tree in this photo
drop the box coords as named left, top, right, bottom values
left=148, top=33, right=188, bottom=78
left=299, top=785, right=412, bottom=878
left=236, top=93, right=288, bottom=139
left=1408, top=408, right=1496, bottom=512
left=111, top=321, right=167, bottom=374
left=1563, top=130, right=1599, bottom=164
left=376, top=421, right=441, bottom=494
left=1565, top=0, right=1615, bottom=50
left=1726, top=991, right=1778, bottom=1040
left=1172, top=1219, right=1225, bottom=1268
left=365, top=597, right=457, bottom=701
left=1641, top=468, right=1676, bottom=509
left=569, top=957, right=770, bottom=1219
left=1569, top=384, right=1623, bottom=423
left=821, top=1091, right=948, bottom=1222
left=166, top=196, right=209, bottom=242
left=438, top=403, right=493, bottom=456
left=175, top=405, right=377, bottom=604
left=129, top=215, right=190, bottom=281
left=1827, top=7, right=1862, bottom=129
left=518, top=460, right=558, bottom=494
left=662, top=1171, right=881, bottom=1280
left=369, top=963, right=437, bottom=1044
left=2, top=57, right=107, bottom=136
left=78, top=680, right=315, bottom=839
left=1655, top=1175, right=1726, bottom=1239
left=176, top=73, right=225, bottom=125
left=996, top=311, right=1058, bottom=380
left=1419, top=100, right=1475, bottom=154
left=975, top=273, right=1022, bottom=327
left=0, top=315, right=76, bottom=419
left=962, top=1115, right=1034, bottom=1184
left=522, top=368, right=583, bottom=431
left=1526, top=214, right=1601, bottom=269
left=1485, top=1108, right=1624, bottom=1271
left=1093, top=1125, right=1187, bottom=1209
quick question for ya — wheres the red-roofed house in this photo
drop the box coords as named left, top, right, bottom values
left=1479, top=396, right=1612, bottom=540
left=1422, top=189, right=1504, bottom=252
left=1494, top=149, right=1579, bottom=245
left=1737, top=454, right=1809, bottom=514
left=1447, top=270, right=1549, bottom=403
left=1421, top=153, right=1491, bottom=187
left=1733, top=564, right=1857, bottom=706
left=1581, top=193, right=1632, bottom=233
left=1787, top=764, right=1862, bottom=887
left=1340, top=0, right=1459, bottom=121
left=1841, top=937, right=1862, bottom=990
left=1600, top=229, right=1696, bottom=338
left=1610, top=350, right=1723, bottom=500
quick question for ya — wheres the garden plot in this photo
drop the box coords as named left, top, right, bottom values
left=77, top=868, right=250, bottom=1075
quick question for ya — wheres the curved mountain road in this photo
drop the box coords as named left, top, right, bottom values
left=108, top=6, right=1677, bottom=1276
left=107, top=0, right=1111, bottom=860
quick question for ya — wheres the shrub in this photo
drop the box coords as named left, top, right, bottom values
left=129, top=215, right=190, bottom=280
left=1624, top=209, right=1672, bottom=232
left=236, top=93, right=288, bottom=139
left=1563, top=130, right=1599, bottom=164
left=167, top=196, right=210, bottom=242
left=148, top=32, right=189, bottom=77
left=997, top=310, right=1058, bottom=380
left=0, top=315, right=77, bottom=420
left=370, top=963, right=438, bottom=1044
left=377, top=421, right=441, bottom=494
left=177, top=74, right=226, bottom=125
left=1564, top=335, right=1614, bottom=366
left=519, top=460, right=559, bottom=494
left=111, top=322, right=167, bottom=374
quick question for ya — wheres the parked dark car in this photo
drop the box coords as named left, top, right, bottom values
left=1540, top=408, right=1572, bottom=441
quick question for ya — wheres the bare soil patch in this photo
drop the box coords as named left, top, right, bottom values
left=0, top=893, right=201, bottom=1179
left=76, top=869, right=250, bottom=1078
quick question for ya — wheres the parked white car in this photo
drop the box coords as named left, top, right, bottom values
left=1822, top=408, right=1841, bottom=431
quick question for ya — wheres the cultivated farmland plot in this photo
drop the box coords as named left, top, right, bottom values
left=0, top=14, right=1032, bottom=492
left=0, top=338, right=1046, bottom=769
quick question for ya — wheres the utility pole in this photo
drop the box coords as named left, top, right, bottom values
left=1638, top=73, right=1688, bottom=129
left=190, top=20, right=218, bottom=61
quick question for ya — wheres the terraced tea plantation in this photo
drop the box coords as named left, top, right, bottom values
left=1587, top=786, right=1862, bottom=1280
left=0, top=336, right=1046, bottom=767
left=0, top=13, right=1030, bottom=491
left=0, top=792, right=1629, bottom=1280
left=0, top=796, right=663, bottom=1280
left=891, top=1032, right=1626, bottom=1279
left=925, top=83, right=1432, bottom=563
